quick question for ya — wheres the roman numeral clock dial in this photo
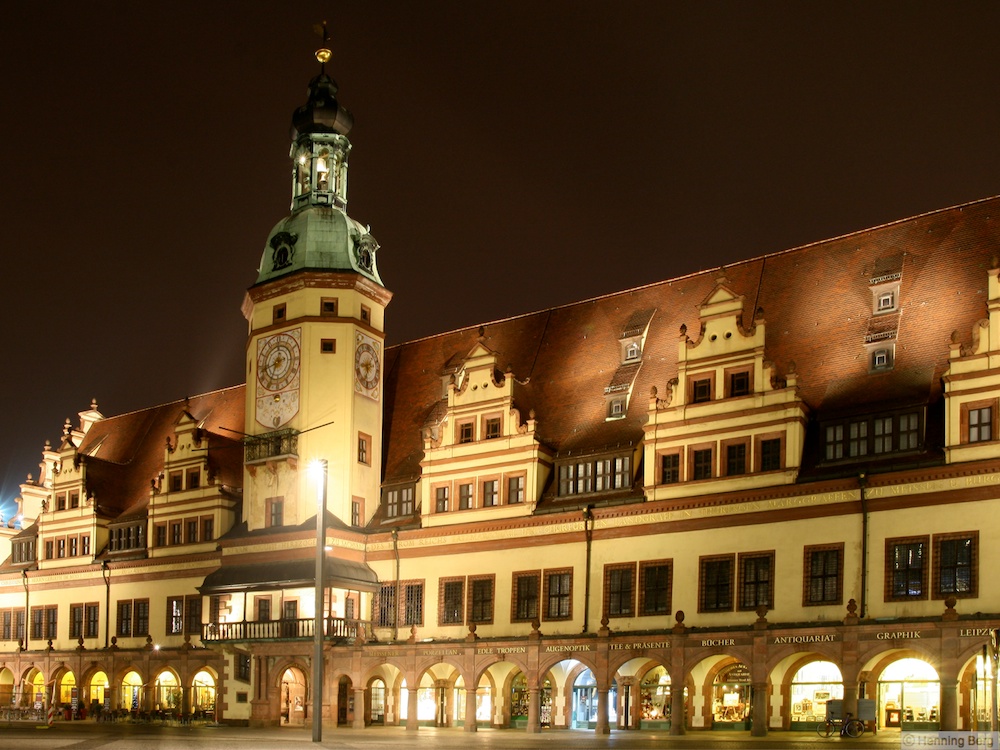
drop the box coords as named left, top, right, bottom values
left=255, top=329, right=301, bottom=428
left=355, top=332, right=381, bottom=401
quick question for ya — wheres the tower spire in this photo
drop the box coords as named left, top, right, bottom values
left=314, top=20, right=332, bottom=73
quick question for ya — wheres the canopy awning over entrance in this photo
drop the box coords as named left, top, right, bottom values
left=199, top=558, right=379, bottom=594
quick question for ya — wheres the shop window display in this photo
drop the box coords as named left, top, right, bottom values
left=878, top=658, right=939, bottom=730
left=713, top=663, right=751, bottom=728
left=789, top=661, right=844, bottom=728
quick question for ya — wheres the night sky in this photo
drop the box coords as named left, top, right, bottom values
left=3, top=2, right=1000, bottom=517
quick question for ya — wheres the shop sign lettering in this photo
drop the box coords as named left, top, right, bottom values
left=771, top=634, right=837, bottom=644
left=610, top=641, right=670, bottom=650
left=477, top=647, right=527, bottom=655
left=876, top=631, right=921, bottom=640
left=701, top=638, right=736, bottom=647
left=544, top=645, right=593, bottom=652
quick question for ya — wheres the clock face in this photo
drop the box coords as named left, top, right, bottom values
left=255, top=329, right=301, bottom=429
left=257, top=332, right=301, bottom=392
left=355, top=333, right=381, bottom=400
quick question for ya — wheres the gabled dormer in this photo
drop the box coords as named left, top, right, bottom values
left=943, top=263, right=1000, bottom=464
left=419, top=340, right=552, bottom=527
left=643, top=278, right=808, bottom=500
left=604, top=310, right=655, bottom=420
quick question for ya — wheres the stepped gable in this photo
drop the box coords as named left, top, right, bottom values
left=379, top=197, right=1000, bottom=486
left=75, top=386, right=245, bottom=519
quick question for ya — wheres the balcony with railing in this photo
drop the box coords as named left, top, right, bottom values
left=244, top=429, right=298, bottom=465
left=202, top=616, right=371, bottom=644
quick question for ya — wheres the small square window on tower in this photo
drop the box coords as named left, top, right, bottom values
left=321, top=297, right=338, bottom=316
left=273, top=303, right=286, bottom=323
left=360, top=304, right=371, bottom=324
left=321, top=339, right=336, bottom=353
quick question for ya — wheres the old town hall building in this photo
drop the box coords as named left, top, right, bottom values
left=2, top=48, right=1000, bottom=737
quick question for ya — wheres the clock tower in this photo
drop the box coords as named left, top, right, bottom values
left=241, top=44, right=391, bottom=532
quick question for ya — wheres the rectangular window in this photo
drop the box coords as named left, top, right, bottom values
left=403, top=583, right=424, bottom=626
left=877, top=290, right=895, bottom=311
left=440, top=579, right=464, bottom=625
left=661, top=453, right=680, bottom=484
left=167, top=596, right=184, bottom=635
left=693, top=448, right=713, bottom=480
left=513, top=572, right=540, bottom=622
left=187, top=468, right=200, bottom=489
left=70, top=491, right=80, bottom=509
left=887, top=537, right=929, bottom=601
left=699, top=556, right=733, bottom=612
left=45, top=540, right=53, bottom=559
left=170, top=471, right=183, bottom=492
left=202, top=517, right=214, bottom=542
left=639, top=561, right=672, bottom=616
left=482, top=480, right=498, bottom=507
left=351, top=499, right=362, bottom=527
left=605, top=565, right=635, bottom=618
left=899, top=412, right=919, bottom=450
left=729, top=370, right=750, bottom=397
left=236, top=652, right=252, bottom=682
left=544, top=570, right=572, bottom=620
left=30, top=608, right=43, bottom=640
left=613, top=456, right=630, bottom=488
left=458, top=422, right=474, bottom=444
left=738, top=552, right=774, bottom=610
left=85, top=603, right=100, bottom=638
left=804, top=545, right=842, bottom=605
left=69, top=536, right=78, bottom=557
left=267, top=497, right=284, bottom=527
left=825, top=424, right=844, bottom=460
left=70, top=604, right=84, bottom=639
left=184, top=596, right=202, bottom=635
left=45, top=606, right=57, bottom=640
left=969, top=406, right=993, bottom=443
left=358, top=432, right=371, bottom=465
left=273, top=303, right=286, bottom=323
left=469, top=577, right=495, bottom=624
left=873, top=416, right=893, bottom=454
left=321, top=297, right=338, bottom=316
left=320, top=338, right=336, bottom=353
left=849, top=420, right=868, bottom=457
left=595, top=459, right=611, bottom=491
left=458, top=483, right=473, bottom=510
left=186, top=519, right=198, bottom=544
left=82, top=535, right=90, bottom=556
left=360, top=304, right=371, bottom=324
left=760, top=438, right=782, bottom=472
left=117, top=600, right=133, bottom=637
left=400, top=487, right=414, bottom=515
left=134, top=599, right=149, bottom=636
left=155, top=524, right=167, bottom=547
left=385, top=489, right=400, bottom=518
left=484, top=417, right=501, bottom=439
left=935, top=532, right=977, bottom=598
left=507, top=476, right=524, bottom=504
left=376, top=584, right=396, bottom=628
left=726, top=443, right=747, bottom=476
left=692, top=378, right=712, bottom=403
left=435, top=486, right=449, bottom=513
left=56, top=492, right=67, bottom=511
left=256, top=597, right=272, bottom=622
left=170, top=522, right=182, bottom=545
left=57, top=538, right=66, bottom=558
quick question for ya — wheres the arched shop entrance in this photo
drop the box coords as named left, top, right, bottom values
left=878, top=658, right=940, bottom=730
left=454, top=673, right=492, bottom=727
left=368, top=677, right=386, bottom=725
left=571, top=668, right=617, bottom=729
left=788, top=661, right=844, bottom=729
left=280, top=667, right=307, bottom=726
left=88, top=671, right=109, bottom=715
left=638, top=665, right=676, bottom=730
left=152, top=669, right=181, bottom=713
left=0, top=667, right=13, bottom=706
left=191, top=670, right=216, bottom=717
left=712, top=662, right=751, bottom=729
left=121, top=670, right=142, bottom=713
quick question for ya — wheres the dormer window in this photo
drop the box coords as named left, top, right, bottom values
left=625, top=342, right=640, bottom=361
left=608, top=399, right=625, bottom=418
left=877, top=291, right=895, bottom=312
left=871, top=347, right=893, bottom=371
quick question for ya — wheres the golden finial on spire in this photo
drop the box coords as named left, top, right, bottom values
left=314, top=21, right=332, bottom=67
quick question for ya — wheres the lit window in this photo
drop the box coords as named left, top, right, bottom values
left=507, top=476, right=524, bottom=504
left=482, top=480, right=498, bottom=506
left=458, top=483, right=473, bottom=510
left=969, top=406, right=992, bottom=443
left=435, top=487, right=449, bottom=512
left=625, top=342, right=640, bottom=361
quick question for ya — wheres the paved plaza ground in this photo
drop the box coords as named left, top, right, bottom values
left=0, top=720, right=929, bottom=750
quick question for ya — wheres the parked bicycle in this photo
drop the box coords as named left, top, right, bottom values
left=816, top=712, right=866, bottom=738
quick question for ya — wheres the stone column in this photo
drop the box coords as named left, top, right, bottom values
left=406, top=687, right=418, bottom=731
left=669, top=677, right=686, bottom=735
left=526, top=687, right=541, bottom=733
left=464, top=688, right=478, bottom=732
left=353, top=687, right=366, bottom=729
left=595, top=687, right=611, bottom=734
left=842, top=682, right=859, bottom=721
left=751, top=682, right=768, bottom=737
left=940, top=677, right=958, bottom=732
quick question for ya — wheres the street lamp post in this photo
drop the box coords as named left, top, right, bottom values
left=102, top=561, right=111, bottom=649
left=21, top=569, right=28, bottom=651
left=312, top=459, right=328, bottom=743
